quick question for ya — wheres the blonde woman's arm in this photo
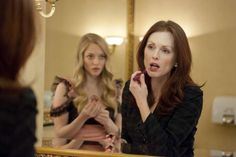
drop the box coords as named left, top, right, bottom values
left=52, top=137, right=83, bottom=149
left=52, top=82, right=101, bottom=139
left=113, top=112, right=122, bottom=152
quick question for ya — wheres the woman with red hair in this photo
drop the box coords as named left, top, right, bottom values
left=121, top=20, right=203, bottom=157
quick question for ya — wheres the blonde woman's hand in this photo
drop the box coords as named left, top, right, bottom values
left=80, top=95, right=102, bottom=119
left=99, top=134, right=115, bottom=152
left=95, top=108, right=119, bottom=135
left=94, top=108, right=111, bottom=126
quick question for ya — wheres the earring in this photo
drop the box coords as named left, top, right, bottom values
left=174, top=63, right=178, bottom=67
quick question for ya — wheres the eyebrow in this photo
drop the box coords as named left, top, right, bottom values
left=85, top=52, right=94, bottom=55
left=147, top=41, right=174, bottom=50
left=85, top=51, right=103, bottom=54
left=162, top=45, right=173, bottom=50
left=85, top=52, right=106, bottom=57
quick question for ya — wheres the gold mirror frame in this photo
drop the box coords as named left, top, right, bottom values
left=125, top=0, right=135, bottom=80
left=35, top=147, right=156, bottom=157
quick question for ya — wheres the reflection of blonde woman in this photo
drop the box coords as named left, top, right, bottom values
left=50, top=33, right=121, bottom=152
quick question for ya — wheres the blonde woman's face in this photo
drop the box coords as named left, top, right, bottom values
left=83, top=43, right=106, bottom=78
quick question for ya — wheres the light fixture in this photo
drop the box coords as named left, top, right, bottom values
left=139, top=36, right=144, bottom=41
left=105, top=36, right=124, bottom=54
left=35, top=0, right=58, bottom=18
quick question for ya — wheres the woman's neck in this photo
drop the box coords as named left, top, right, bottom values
left=85, top=74, right=99, bottom=85
left=83, top=74, right=101, bottom=97
left=151, top=76, right=167, bottom=99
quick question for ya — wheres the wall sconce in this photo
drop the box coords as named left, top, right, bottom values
left=35, top=0, right=59, bottom=18
left=105, top=36, right=124, bottom=54
left=139, top=36, right=144, bottom=41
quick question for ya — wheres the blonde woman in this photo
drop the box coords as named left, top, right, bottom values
left=50, top=33, right=121, bottom=152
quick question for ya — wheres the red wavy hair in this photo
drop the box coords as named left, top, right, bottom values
left=137, top=20, right=197, bottom=115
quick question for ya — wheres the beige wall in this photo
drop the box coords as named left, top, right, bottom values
left=44, top=0, right=236, bottom=153
left=45, top=0, right=127, bottom=90
left=190, top=29, right=236, bottom=150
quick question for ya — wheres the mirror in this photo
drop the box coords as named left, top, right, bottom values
left=42, top=0, right=236, bottom=156
left=42, top=0, right=128, bottom=153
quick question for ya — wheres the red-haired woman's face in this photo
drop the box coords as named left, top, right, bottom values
left=144, top=31, right=176, bottom=80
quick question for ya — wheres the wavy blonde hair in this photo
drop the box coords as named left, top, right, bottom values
left=73, top=33, right=117, bottom=114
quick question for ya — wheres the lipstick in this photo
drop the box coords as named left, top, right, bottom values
left=133, top=70, right=146, bottom=84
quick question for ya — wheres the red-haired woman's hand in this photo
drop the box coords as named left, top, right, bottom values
left=130, top=71, right=148, bottom=103
left=132, top=69, right=146, bottom=84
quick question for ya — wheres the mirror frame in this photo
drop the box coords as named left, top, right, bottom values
left=125, top=0, right=135, bottom=80
left=35, top=147, right=156, bottom=157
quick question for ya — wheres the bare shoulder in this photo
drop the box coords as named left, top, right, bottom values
left=55, top=82, right=67, bottom=94
left=52, top=83, right=69, bottom=108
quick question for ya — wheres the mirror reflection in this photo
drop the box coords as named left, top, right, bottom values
left=50, top=33, right=121, bottom=152
left=43, top=0, right=126, bottom=153
left=43, top=0, right=236, bottom=156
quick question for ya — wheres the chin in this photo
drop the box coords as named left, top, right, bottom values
left=92, top=74, right=100, bottom=77
left=147, top=71, right=162, bottom=78
left=149, top=74, right=161, bottom=78
left=94, top=72, right=102, bottom=77
left=147, top=70, right=156, bottom=77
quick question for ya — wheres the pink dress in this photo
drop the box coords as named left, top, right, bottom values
left=50, top=76, right=120, bottom=151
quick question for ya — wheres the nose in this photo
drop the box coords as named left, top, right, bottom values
left=152, top=50, right=159, bottom=60
left=92, top=57, right=100, bottom=64
left=93, top=57, right=100, bottom=64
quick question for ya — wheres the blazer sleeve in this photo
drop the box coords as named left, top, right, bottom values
left=121, top=81, right=132, bottom=143
left=12, top=88, right=37, bottom=157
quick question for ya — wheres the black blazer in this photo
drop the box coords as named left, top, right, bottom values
left=121, top=80, right=203, bottom=157
left=0, top=87, right=37, bottom=157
